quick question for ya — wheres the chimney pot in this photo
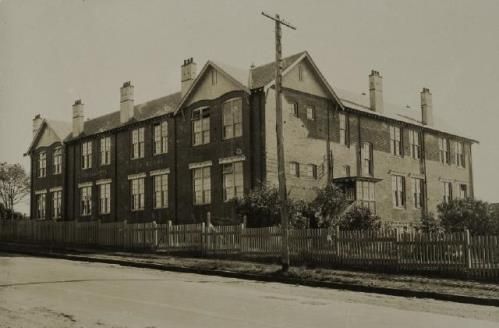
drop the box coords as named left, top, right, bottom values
left=72, top=99, right=84, bottom=136
left=120, top=81, right=135, bottom=124
left=32, top=114, right=43, bottom=138
left=369, top=69, right=384, bottom=113
left=421, top=87, right=433, bottom=126
left=181, top=57, right=197, bottom=97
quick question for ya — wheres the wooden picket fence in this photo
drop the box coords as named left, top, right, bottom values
left=0, top=219, right=498, bottom=281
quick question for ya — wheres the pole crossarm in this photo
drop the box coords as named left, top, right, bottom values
left=261, top=12, right=297, bottom=30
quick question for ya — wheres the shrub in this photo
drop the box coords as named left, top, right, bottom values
left=437, top=198, right=498, bottom=235
left=310, top=183, right=352, bottom=228
left=338, top=206, right=381, bottom=230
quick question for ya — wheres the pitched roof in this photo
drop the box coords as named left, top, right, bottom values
left=25, top=119, right=72, bottom=155
left=335, top=88, right=475, bottom=141
left=250, top=51, right=306, bottom=89
left=70, top=92, right=181, bottom=139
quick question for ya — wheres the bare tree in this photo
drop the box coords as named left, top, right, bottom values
left=0, top=162, right=30, bottom=219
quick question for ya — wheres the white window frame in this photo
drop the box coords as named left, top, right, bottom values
left=38, top=151, right=46, bottom=177
left=222, top=98, right=243, bottom=139
left=52, top=190, right=62, bottom=219
left=439, top=137, right=450, bottom=164
left=222, top=162, right=244, bottom=201
left=130, top=178, right=145, bottom=211
left=290, top=102, right=299, bottom=117
left=153, top=121, right=168, bottom=155
left=306, top=106, right=315, bottom=120
left=193, top=166, right=211, bottom=205
left=361, top=142, right=373, bottom=176
left=390, top=126, right=402, bottom=156
left=80, top=186, right=92, bottom=216
left=99, top=183, right=111, bottom=214
left=305, top=164, right=317, bottom=179
left=356, top=181, right=376, bottom=213
left=409, top=129, right=421, bottom=160
left=392, top=175, right=406, bottom=208
left=153, top=174, right=168, bottom=209
left=412, top=178, right=424, bottom=209
left=100, top=137, right=111, bottom=166
left=455, top=142, right=465, bottom=168
left=53, top=147, right=62, bottom=175
left=289, top=162, right=299, bottom=177
left=82, top=141, right=92, bottom=169
left=36, top=193, right=46, bottom=219
left=443, top=181, right=453, bottom=203
left=339, top=113, right=347, bottom=145
left=131, top=128, right=145, bottom=159
left=459, top=184, right=468, bottom=199
left=192, top=107, right=210, bottom=146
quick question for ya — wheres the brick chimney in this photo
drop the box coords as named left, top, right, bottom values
left=181, top=58, right=197, bottom=97
left=32, top=114, right=43, bottom=139
left=369, top=70, right=384, bottom=113
left=120, top=81, right=135, bottom=124
left=72, top=99, right=84, bottom=137
left=421, top=88, right=433, bottom=126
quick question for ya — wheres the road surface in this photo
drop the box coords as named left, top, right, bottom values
left=0, top=252, right=498, bottom=328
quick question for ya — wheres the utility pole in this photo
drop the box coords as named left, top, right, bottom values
left=261, top=11, right=296, bottom=272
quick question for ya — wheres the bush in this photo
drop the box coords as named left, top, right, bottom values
left=338, top=206, right=381, bottom=230
left=419, top=212, right=442, bottom=233
left=310, top=183, right=352, bottom=228
left=437, top=198, right=498, bottom=235
left=235, top=186, right=281, bottom=227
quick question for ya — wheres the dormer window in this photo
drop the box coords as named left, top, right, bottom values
left=82, top=141, right=92, bottom=169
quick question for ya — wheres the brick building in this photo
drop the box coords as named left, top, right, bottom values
left=26, top=51, right=477, bottom=226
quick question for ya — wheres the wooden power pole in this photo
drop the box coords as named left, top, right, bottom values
left=262, top=12, right=296, bottom=272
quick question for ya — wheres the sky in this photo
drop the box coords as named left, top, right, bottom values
left=1, top=0, right=498, bottom=213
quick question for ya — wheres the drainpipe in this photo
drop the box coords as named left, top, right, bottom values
left=421, top=130, right=429, bottom=217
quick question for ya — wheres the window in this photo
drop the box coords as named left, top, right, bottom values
left=305, top=164, right=317, bottom=179
left=211, top=69, right=217, bottom=85
left=290, top=102, right=299, bottom=117
left=455, top=142, right=465, bottom=168
left=306, top=106, right=315, bottom=120
left=192, top=108, right=210, bottom=146
left=339, top=113, right=348, bottom=145
left=152, top=121, right=168, bottom=155
left=409, top=130, right=421, bottom=160
left=223, top=98, right=243, bottom=139
left=80, top=186, right=92, bottom=216
left=36, top=193, right=46, bottom=219
left=38, top=152, right=46, bottom=177
left=222, top=162, right=244, bottom=201
left=412, top=178, right=424, bottom=209
left=53, top=147, right=62, bottom=175
left=298, top=64, right=304, bottom=81
left=459, top=184, right=468, bottom=199
left=52, top=190, right=62, bottom=219
left=392, top=175, right=406, bottom=208
left=193, top=167, right=211, bottom=205
left=344, top=165, right=351, bottom=177
left=289, top=162, right=299, bottom=177
left=390, top=126, right=402, bottom=156
left=100, top=137, right=111, bottom=165
left=131, top=128, right=145, bottom=159
left=443, top=182, right=453, bottom=203
left=82, top=141, right=92, bottom=169
left=153, top=174, right=168, bottom=209
left=439, top=137, right=450, bottom=164
left=356, top=181, right=376, bottom=213
left=361, top=142, right=373, bottom=176
left=99, top=183, right=111, bottom=214
left=130, top=178, right=145, bottom=211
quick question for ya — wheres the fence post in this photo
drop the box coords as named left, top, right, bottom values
left=152, top=221, right=158, bottom=249
left=201, top=221, right=206, bottom=255
left=465, top=229, right=472, bottom=270
left=123, top=220, right=127, bottom=249
left=335, top=225, right=340, bottom=260
left=167, top=220, right=172, bottom=247
left=97, top=219, right=101, bottom=247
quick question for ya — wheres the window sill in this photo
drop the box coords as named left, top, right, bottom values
left=153, top=207, right=168, bottom=210
left=131, top=209, right=144, bottom=212
left=222, top=135, right=243, bottom=141
left=392, top=206, right=406, bottom=210
left=153, top=152, right=168, bottom=157
left=131, top=157, right=145, bottom=161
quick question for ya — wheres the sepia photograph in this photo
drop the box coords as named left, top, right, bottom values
left=0, top=0, right=498, bottom=327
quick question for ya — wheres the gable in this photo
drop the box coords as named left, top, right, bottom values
left=186, top=66, right=243, bottom=106
left=36, top=125, right=61, bottom=149
left=282, top=58, right=329, bottom=98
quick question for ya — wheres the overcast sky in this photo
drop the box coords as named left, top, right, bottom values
left=1, top=0, right=498, bottom=213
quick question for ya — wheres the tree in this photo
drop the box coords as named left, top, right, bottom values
left=437, top=198, right=498, bottom=235
left=0, top=162, right=30, bottom=220
left=310, top=183, right=352, bottom=228
left=235, top=186, right=281, bottom=227
left=337, top=206, right=381, bottom=230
